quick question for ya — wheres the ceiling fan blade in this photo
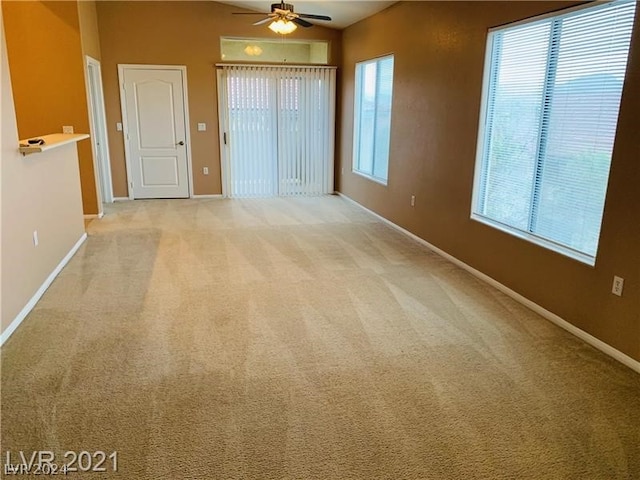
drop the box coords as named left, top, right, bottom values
left=297, top=13, right=332, bottom=21
left=253, top=16, right=274, bottom=26
left=291, top=17, right=313, bottom=28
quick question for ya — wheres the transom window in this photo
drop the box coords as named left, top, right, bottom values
left=353, top=55, right=394, bottom=184
left=220, top=37, right=329, bottom=64
left=472, top=0, right=636, bottom=265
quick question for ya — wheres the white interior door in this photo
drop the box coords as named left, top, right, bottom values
left=120, top=66, right=190, bottom=199
left=86, top=56, right=113, bottom=204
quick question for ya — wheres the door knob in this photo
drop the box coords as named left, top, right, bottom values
left=176, top=141, right=185, bottom=146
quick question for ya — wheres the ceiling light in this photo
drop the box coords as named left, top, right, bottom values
left=244, top=45, right=263, bottom=56
left=268, top=19, right=297, bottom=35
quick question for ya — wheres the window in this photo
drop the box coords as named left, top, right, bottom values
left=353, top=55, right=394, bottom=184
left=220, top=38, right=329, bottom=64
left=472, top=1, right=635, bottom=265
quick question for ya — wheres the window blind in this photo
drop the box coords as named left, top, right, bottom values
left=219, top=65, right=336, bottom=197
left=474, top=0, right=636, bottom=263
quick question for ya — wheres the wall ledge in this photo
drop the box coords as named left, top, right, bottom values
left=1, top=233, right=87, bottom=346
left=19, top=133, right=89, bottom=155
left=337, top=192, right=640, bottom=374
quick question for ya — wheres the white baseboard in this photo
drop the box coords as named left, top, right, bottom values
left=0, top=233, right=88, bottom=346
left=191, top=194, right=224, bottom=199
left=83, top=212, right=104, bottom=220
left=337, top=193, right=640, bottom=374
left=113, top=197, right=129, bottom=202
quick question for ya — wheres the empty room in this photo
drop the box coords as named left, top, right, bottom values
left=1, top=1, right=639, bottom=478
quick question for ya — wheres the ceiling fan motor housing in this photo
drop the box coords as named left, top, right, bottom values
left=272, top=3, right=295, bottom=13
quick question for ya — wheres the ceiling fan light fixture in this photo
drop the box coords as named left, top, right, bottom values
left=268, top=19, right=297, bottom=34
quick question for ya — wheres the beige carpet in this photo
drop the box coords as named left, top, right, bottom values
left=2, top=196, right=639, bottom=479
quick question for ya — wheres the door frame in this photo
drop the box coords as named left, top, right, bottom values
left=85, top=55, right=113, bottom=205
left=216, top=68, right=230, bottom=198
left=118, top=64, right=194, bottom=200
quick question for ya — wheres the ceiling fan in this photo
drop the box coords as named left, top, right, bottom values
left=233, top=2, right=332, bottom=34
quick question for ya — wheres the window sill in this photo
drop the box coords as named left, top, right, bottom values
left=352, top=170, right=388, bottom=186
left=470, top=214, right=596, bottom=267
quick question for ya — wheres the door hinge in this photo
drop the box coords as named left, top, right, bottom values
left=223, top=132, right=227, bottom=145
left=130, top=181, right=133, bottom=189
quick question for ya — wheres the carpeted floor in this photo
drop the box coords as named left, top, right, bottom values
left=2, top=196, right=639, bottom=479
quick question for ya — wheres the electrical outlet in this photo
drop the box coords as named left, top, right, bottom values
left=410, top=195, right=416, bottom=207
left=203, top=167, right=209, bottom=175
left=197, top=123, right=207, bottom=132
left=612, top=276, right=624, bottom=296
left=33, top=230, right=39, bottom=247
left=62, top=126, right=74, bottom=134
left=116, top=122, right=123, bottom=132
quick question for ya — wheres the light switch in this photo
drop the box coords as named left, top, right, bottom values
left=62, top=125, right=74, bottom=134
left=197, top=123, right=206, bottom=132
left=116, top=122, right=123, bottom=131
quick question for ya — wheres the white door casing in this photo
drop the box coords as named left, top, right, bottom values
left=216, top=69, right=231, bottom=198
left=119, top=65, right=191, bottom=199
left=85, top=56, right=113, bottom=204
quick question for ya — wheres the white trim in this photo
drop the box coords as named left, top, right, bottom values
left=117, top=64, right=193, bottom=200
left=82, top=57, right=104, bottom=216
left=181, top=68, right=195, bottom=200
left=191, top=194, right=224, bottom=199
left=0, top=234, right=87, bottom=346
left=337, top=193, right=640, bottom=374
left=113, top=197, right=129, bottom=202
left=327, top=69, right=337, bottom=194
left=85, top=56, right=114, bottom=205
left=216, top=68, right=231, bottom=198
left=216, top=63, right=337, bottom=69
left=117, top=65, right=134, bottom=200
left=83, top=212, right=105, bottom=219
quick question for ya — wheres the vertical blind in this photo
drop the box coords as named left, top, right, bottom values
left=219, top=65, right=336, bottom=197
left=473, top=0, right=636, bottom=263
left=353, top=55, right=394, bottom=183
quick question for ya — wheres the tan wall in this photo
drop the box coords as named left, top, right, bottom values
left=1, top=10, right=86, bottom=334
left=77, top=0, right=101, bottom=61
left=96, top=1, right=342, bottom=197
left=2, top=0, right=100, bottom=215
left=338, top=1, right=640, bottom=362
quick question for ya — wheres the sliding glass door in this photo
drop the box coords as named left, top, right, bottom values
left=217, top=65, right=336, bottom=197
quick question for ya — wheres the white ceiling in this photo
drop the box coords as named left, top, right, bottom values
left=217, top=1, right=397, bottom=29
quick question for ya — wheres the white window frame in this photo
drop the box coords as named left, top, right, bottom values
left=352, top=54, right=394, bottom=185
left=471, top=0, right=635, bottom=266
